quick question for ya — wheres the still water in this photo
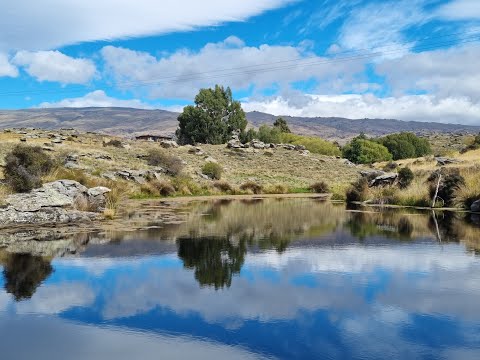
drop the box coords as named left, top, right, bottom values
left=1, top=199, right=480, bottom=359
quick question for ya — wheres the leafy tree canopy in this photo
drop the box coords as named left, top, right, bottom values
left=377, top=132, right=431, bottom=160
left=343, top=135, right=392, bottom=164
left=176, top=85, right=247, bottom=144
left=273, top=117, right=291, bottom=133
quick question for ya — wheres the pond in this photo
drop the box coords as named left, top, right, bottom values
left=1, top=198, right=480, bottom=359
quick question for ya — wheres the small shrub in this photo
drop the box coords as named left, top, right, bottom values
left=310, top=181, right=330, bottom=193
left=103, top=139, right=123, bottom=148
left=4, top=145, right=54, bottom=192
left=343, top=135, right=392, bottom=164
left=213, top=181, right=235, bottom=193
left=383, top=161, right=398, bottom=171
left=264, top=183, right=288, bottom=194
left=147, top=149, right=184, bottom=176
left=202, top=162, right=223, bottom=180
left=240, top=181, right=263, bottom=194
left=150, top=180, right=175, bottom=197
left=398, top=167, right=414, bottom=189
left=346, top=178, right=369, bottom=203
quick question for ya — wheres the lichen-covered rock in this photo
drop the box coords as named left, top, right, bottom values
left=0, top=180, right=109, bottom=229
left=160, top=140, right=179, bottom=148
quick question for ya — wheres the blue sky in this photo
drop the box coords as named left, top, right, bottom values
left=0, top=0, right=479, bottom=124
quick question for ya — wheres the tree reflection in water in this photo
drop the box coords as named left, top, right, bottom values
left=177, top=236, right=247, bottom=290
left=3, top=253, right=53, bottom=301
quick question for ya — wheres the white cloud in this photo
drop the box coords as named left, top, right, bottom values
left=13, top=50, right=96, bottom=84
left=38, top=90, right=153, bottom=109
left=436, top=0, right=480, bottom=20
left=337, top=0, right=429, bottom=57
left=377, top=44, right=480, bottom=101
left=0, top=53, right=18, bottom=77
left=101, top=37, right=365, bottom=99
left=242, top=93, right=480, bottom=125
left=16, top=283, right=95, bottom=315
left=0, top=0, right=294, bottom=51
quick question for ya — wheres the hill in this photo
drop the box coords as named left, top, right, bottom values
left=0, top=107, right=479, bottom=141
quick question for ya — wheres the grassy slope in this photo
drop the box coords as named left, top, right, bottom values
left=0, top=129, right=363, bottom=200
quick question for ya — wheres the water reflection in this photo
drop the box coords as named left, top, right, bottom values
left=1, top=199, right=480, bottom=359
left=2, top=254, right=53, bottom=301
left=177, top=236, right=247, bottom=289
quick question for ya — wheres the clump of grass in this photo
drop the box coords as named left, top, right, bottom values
left=309, top=181, right=330, bottom=193
left=454, top=166, right=480, bottom=209
left=147, top=148, right=184, bottom=176
left=240, top=181, right=263, bottom=194
left=150, top=180, right=176, bottom=197
left=202, top=162, right=223, bottom=180
left=213, top=180, right=235, bottom=194
left=45, top=167, right=90, bottom=186
left=346, top=178, right=369, bottom=203
left=171, top=175, right=207, bottom=196
left=428, top=169, right=465, bottom=207
left=264, top=183, right=288, bottom=194
left=0, top=184, right=11, bottom=206
left=103, top=139, right=123, bottom=148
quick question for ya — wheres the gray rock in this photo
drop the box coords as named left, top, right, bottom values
left=0, top=180, right=109, bottom=228
left=435, top=157, right=460, bottom=166
left=250, top=140, right=266, bottom=149
left=160, top=140, right=179, bottom=148
left=369, top=173, right=398, bottom=187
left=471, top=199, right=480, bottom=213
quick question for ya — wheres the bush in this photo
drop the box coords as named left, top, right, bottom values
left=461, top=133, right=480, bottom=153
left=428, top=169, right=465, bottom=207
left=150, top=180, right=175, bottom=196
left=103, top=139, right=123, bottom=148
left=213, top=181, right=235, bottom=193
left=377, top=132, right=431, bottom=160
left=398, top=167, right=414, bottom=189
left=383, top=161, right=398, bottom=171
left=346, top=178, right=369, bottom=203
left=279, top=133, right=341, bottom=156
left=239, top=128, right=257, bottom=144
left=4, top=145, right=54, bottom=192
left=273, top=117, right=291, bottom=133
left=202, top=162, right=223, bottom=180
left=343, top=135, right=392, bottom=164
left=240, top=181, right=263, bottom=194
left=310, top=181, right=330, bottom=193
left=147, top=149, right=184, bottom=176
left=257, top=125, right=282, bottom=144
left=171, top=175, right=204, bottom=196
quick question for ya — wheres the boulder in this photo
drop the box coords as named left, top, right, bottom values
left=471, top=199, right=480, bottom=213
left=369, top=173, right=398, bottom=187
left=435, top=157, right=460, bottom=166
left=160, top=140, right=179, bottom=148
left=250, top=140, right=266, bottom=149
left=0, top=180, right=108, bottom=228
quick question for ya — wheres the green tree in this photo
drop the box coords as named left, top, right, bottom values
left=377, top=132, right=431, bottom=160
left=343, top=135, right=392, bottom=164
left=176, top=85, right=247, bottom=144
left=257, top=124, right=282, bottom=144
left=273, top=117, right=291, bottom=133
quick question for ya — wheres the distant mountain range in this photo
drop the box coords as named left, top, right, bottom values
left=0, top=107, right=479, bottom=142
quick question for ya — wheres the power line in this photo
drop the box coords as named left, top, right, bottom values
left=1, top=31, right=479, bottom=98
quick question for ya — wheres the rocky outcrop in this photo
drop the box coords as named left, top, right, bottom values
left=435, top=157, right=460, bottom=166
left=369, top=173, right=398, bottom=187
left=0, top=180, right=110, bottom=229
left=160, top=140, right=179, bottom=148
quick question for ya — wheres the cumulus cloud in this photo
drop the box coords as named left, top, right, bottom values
left=12, top=51, right=96, bottom=85
left=242, top=93, right=480, bottom=125
left=0, top=53, right=18, bottom=77
left=0, top=0, right=294, bottom=51
left=101, top=37, right=366, bottom=99
left=38, top=90, right=153, bottom=109
left=377, top=44, right=480, bottom=100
